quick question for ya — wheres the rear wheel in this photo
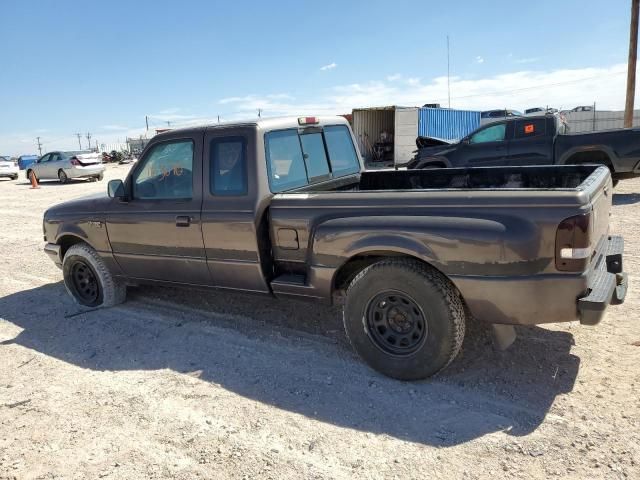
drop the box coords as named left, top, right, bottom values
left=62, top=243, right=126, bottom=308
left=343, top=259, right=466, bottom=380
left=11, top=174, right=18, bottom=180
left=96, top=173, right=104, bottom=181
left=58, top=169, right=68, bottom=184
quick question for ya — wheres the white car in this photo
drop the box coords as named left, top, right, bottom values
left=27, top=151, right=105, bottom=184
left=0, top=156, right=19, bottom=180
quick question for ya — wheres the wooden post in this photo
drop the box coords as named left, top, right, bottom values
left=624, top=0, right=639, bottom=128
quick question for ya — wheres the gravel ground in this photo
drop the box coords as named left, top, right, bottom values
left=0, top=165, right=638, bottom=480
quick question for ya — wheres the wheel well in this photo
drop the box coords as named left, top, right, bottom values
left=333, top=252, right=440, bottom=293
left=565, top=150, right=612, bottom=168
left=58, top=235, right=86, bottom=259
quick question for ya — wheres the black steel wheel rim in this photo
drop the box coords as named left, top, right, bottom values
left=365, top=291, right=428, bottom=356
left=70, top=261, right=100, bottom=303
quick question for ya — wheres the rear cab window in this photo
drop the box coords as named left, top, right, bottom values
left=265, top=124, right=360, bottom=192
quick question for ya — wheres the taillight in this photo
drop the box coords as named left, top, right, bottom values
left=70, top=157, right=81, bottom=166
left=555, top=213, right=591, bottom=271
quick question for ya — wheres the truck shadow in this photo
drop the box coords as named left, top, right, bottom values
left=613, top=193, right=640, bottom=205
left=0, top=282, right=579, bottom=447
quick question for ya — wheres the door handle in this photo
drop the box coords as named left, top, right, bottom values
left=175, top=215, right=192, bottom=227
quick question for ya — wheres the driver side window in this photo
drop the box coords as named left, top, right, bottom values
left=133, top=140, right=194, bottom=200
left=470, top=124, right=506, bottom=144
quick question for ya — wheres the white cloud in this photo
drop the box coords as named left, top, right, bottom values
left=2, top=63, right=632, bottom=155
left=475, top=56, right=484, bottom=64
left=215, top=63, right=630, bottom=119
left=320, top=62, right=337, bottom=71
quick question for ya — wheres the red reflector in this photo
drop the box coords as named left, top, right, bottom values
left=298, top=116, right=319, bottom=125
left=524, top=124, right=535, bottom=134
left=70, top=158, right=81, bottom=166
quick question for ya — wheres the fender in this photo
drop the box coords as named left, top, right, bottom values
left=558, top=144, right=618, bottom=169
left=407, top=155, right=452, bottom=170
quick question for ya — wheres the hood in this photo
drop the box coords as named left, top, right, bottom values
left=415, top=136, right=455, bottom=148
left=414, top=142, right=460, bottom=157
left=45, top=192, right=111, bottom=217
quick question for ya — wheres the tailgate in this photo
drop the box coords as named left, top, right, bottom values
left=590, top=177, right=613, bottom=254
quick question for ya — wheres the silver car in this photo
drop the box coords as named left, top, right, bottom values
left=27, top=151, right=105, bottom=184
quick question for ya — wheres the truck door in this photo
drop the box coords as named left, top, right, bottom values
left=106, top=132, right=211, bottom=284
left=200, top=127, right=271, bottom=293
left=457, top=122, right=510, bottom=166
left=506, top=117, right=553, bottom=165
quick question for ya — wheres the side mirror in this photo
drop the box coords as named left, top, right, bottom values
left=108, top=179, right=125, bottom=198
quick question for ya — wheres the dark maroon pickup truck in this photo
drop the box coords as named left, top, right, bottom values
left=43, top=116, right=627, bottom=380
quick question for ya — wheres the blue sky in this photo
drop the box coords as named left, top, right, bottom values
left=0, top=0, right=633, bottom=154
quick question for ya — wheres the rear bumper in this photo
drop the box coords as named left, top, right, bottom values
left=451, top=235, right=627, bottom=326
left=578, top=235, right=627, bottom=325
left=44, top=243, right=62, bottom=268
left=66, top=164, right=105, bottom=178
left=0, top=169, right=18, bottom=177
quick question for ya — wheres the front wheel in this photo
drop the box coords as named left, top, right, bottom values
left=62, top=243, right=126, bottom=308
left=343, top=259, right=465, bottom=380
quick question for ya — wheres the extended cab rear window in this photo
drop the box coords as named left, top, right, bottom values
left=265, top=125, right=359, bottom=192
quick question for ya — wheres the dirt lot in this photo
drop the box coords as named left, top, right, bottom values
left=0, top=165, right=638, bottom=480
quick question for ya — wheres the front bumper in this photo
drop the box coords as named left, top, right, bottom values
left=0, top=169, right=18, bottom=177
left=578, top=235, right=627, bottom=325
left=44, top=243, right=62, bottom=268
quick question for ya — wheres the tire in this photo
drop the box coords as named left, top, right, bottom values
left=11, top=175, right=18, bottom=180
left=26, top=170, right=34, bottom=182
left=96, top=173, right=104, bottom=181
left=343, top=259, right=465, bottom=380
left=62, top=243, right=126, bottom=308
left=58, top=169, right=68, bottom=184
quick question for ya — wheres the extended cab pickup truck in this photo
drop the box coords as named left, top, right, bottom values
left=43, top=116, right=627, bottom=380
left=407, top=114, right=640, bottom=185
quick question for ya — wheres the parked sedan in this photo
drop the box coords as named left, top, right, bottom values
left=26, top=151, right=105, bottom=183
left=0, top=156, right=19, bottom=180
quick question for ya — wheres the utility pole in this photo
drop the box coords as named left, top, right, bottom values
left=86, top=133, right=92, bottom=150
left=36, top=137, right=43, bottom=156
left=257, top=108, right=262, bottom=118
left=145, top=115, right=149, bottom=132
left=625, top=0, right=639, bottom=128
left=447, top=35, right=451, bottom=108
left=166, top=121, right=171, bottom=127
left=75, top=133, right=83, bottom=149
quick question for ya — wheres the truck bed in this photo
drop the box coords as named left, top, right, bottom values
left=270, top=164, right=613, bottom=326
left=298, top=165, right=600, bottom=193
